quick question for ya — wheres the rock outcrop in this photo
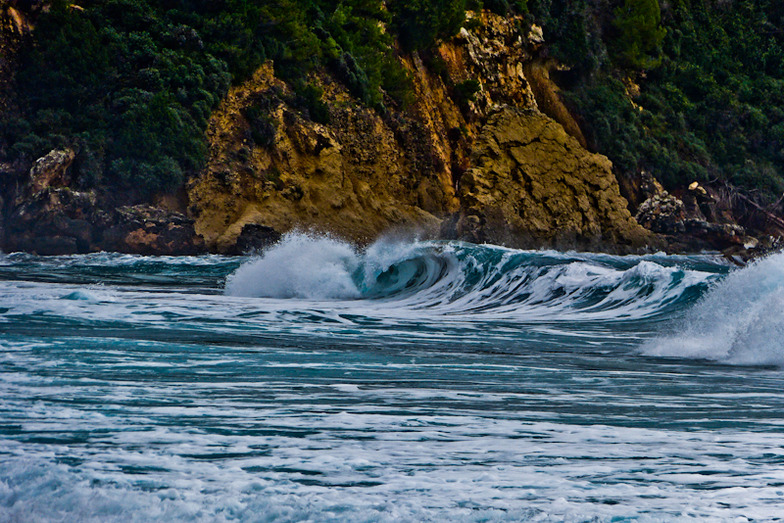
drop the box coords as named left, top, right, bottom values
left=5, top=186, right=205, bottom=255
left=634, top=173, right=762, bottom=255
left=4, top=149, right=204, bottom=255
left=440, top=11, right=539, bottom=117
left=100, top=205, right=205, bottom=255
left=7, top=187, right=98, bottom=255
left=187, top=64, right=448, bottom=253
left=188, top=11, right=651, bottom=254
left=28, top=148, right=75, bottom=193
left=442, top=108, right=652, bottom=252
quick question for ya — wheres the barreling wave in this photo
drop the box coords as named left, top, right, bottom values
left=643, top=251, right=784, bottom=366
left=225, top=232, right=722, bottom=321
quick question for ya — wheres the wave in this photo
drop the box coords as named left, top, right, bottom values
left=225, top=232, right=722, bottom=320
left=642, top=252, right=784, bottom=366
left=225, top=234, right=362, bottom=299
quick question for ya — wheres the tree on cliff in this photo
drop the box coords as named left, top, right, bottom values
left=612, top=0, right=666, bottom=70
left=388, top=0, right=467, bottom=51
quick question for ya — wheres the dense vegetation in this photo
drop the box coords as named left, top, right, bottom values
left=534, top=0, right=784, bottom=199
left=2, top=0, right=784, bottom=203
left=0, top=0, right=467, bottom=197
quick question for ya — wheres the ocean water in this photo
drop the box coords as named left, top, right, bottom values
left=1, top=233, right=784, bottom=522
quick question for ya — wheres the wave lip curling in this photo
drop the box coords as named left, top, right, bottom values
left=224, top=233, right=717, bottom=324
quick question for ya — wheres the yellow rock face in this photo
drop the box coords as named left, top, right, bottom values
left=188, top=63, right=461, bottom=252
left=188, top=11, right=653, bottom=254
left=446, top=108, right=653, bottom=252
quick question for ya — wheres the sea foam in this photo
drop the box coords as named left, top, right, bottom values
left=225, top=233, right=361, bottom=299
left=643, top=252, right=784, bottom=366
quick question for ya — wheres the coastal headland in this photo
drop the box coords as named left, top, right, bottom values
left=2, top=3, right=782, bottom=259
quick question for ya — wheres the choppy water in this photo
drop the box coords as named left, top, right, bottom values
left=2, top=233, right=784, bottom=522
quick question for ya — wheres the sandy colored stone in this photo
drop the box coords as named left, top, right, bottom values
left=445, top=107, right=653, bottom=252
left=187, top=12, right=654, bottom=254
left=188, top=65, right=448, bottom=252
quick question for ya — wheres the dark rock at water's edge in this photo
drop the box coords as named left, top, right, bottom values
left=632, top=172, right=784, bottom=262
left=3, top=189, right=206, bottom=256
left=0, top=149, right=205, bottom=255
left=227, top=224, right=282, bottom=255
left=101, top=205, right=206, bottom=256
left=8, top=187, right=97, bottom=254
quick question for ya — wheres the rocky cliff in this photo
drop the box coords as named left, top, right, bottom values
left=10, top=8, right=769, bottom=256
left=188, top=11, right=653, bottom=254
left=443, top=107, right=649, bottom=250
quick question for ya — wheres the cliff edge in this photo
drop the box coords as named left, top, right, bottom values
left=188, top=11, right=653, bottom=254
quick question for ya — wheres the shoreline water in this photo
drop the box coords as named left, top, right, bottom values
left=2, top=237, right=783, bottom=521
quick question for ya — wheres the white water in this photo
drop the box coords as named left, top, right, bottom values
left=222, top=233, right=718, bottom=322
left=226, top=233, right=361, bottom=299
left=3, top=236, right=784, bottom=522
left=644, top=251, right=784, bottom=366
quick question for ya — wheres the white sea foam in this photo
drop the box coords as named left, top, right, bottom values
left=225, top=233, right=361, bottom=299
left=643, top=252, right=784, bottom=365
left=2, top=418, right=783, bottom=522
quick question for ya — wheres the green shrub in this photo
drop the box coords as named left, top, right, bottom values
left=453, top=79, right=481, bottom=111
left=612, top=0, right=666, bottom=70
left=388, top=0, right=468, bottom=52
left=0, top=0, right=422, bottom=198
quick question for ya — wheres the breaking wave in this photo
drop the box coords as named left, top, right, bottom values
left=225, top=232, right=722, bottom=321
left=643, top=251, right=784, bottom=366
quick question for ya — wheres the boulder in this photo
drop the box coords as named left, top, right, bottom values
left=28, top=148, right=75, bottom=193
left=635, top=191, right=686, bottom=234
left=7, top=188, right=98, bottom=254
left=443, top=107, right=653, bottom=252
left=228, top=223, right=281, bottom=255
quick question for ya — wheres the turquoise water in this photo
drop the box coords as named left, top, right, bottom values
left=2, top=234, right=784, bottom=521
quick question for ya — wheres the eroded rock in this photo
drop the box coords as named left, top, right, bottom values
left=101, top=205, right=205, bottom=255
left=188, top=64, right=445, bottom=253
left=635, top=191, right=686, bottom=234
left=28, top=148, right=75, bottom=193
left=635, top=173, right=758, bottom=252
left=7, top=187, right=99, bottom=254
left=443, top=108, right=653, bottom=252
left=5, top=189, right=204, bottom=255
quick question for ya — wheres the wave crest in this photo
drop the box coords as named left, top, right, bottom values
left=224, top=233, right=718, bottom=321
left=642, top=252, right=784, bottom=366
left=225, top=234, right=361, bottom=299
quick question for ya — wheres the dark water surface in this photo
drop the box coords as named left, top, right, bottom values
left=2, top=236, right=784, bottom=521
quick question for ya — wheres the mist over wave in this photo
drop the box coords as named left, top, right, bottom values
left=224, top=232, right=720, bottom=321
left=643, top=251, right=784, bottom=366
left=225, top=234, right=361, bottom=299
